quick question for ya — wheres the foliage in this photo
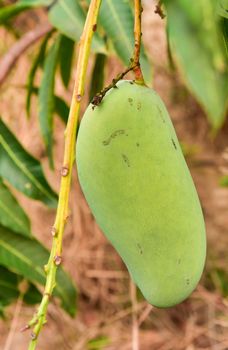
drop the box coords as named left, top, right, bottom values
left=0, top=121, right=76, bottom=317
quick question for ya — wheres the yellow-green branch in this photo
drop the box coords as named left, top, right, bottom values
left=26, top=1, right=102, bottom=349
left=133, top=0, right=145, bottom=84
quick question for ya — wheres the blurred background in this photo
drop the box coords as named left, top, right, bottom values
left=0, top=0, right=228, bottom=349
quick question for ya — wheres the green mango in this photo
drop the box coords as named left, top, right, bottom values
left=76, top=80, right=206, bottom=307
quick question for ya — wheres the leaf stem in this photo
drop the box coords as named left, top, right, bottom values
left=133, top=0, right=145, bottom=84
left=27, top=1, right=102, bottom=349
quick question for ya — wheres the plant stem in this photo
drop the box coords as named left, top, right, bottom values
left=133, top=0, right=145, bottom=84
left=27, top=1, right=102, bottom=349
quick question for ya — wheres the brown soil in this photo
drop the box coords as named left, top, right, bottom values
left=0, top=2, right=227, bottom=350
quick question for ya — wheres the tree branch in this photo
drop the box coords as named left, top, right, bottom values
left=133, top=0, right=145, bottom=84
left=25, top=1, right=102, bottom=349
left=0, top=22, right=52, bottom=86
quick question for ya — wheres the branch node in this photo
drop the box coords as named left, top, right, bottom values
left=43, top=264, right=48, bottom=274
left=20, top=324, right=30, bottom=333
left=30, top=332, right=37, bottom=340
left=61, top=166, right=69, bottom=177
left=76, top=94, right=82, bottom=102
left=51, top=226, right=57, bottom=237
left=54, top=255, right=62, bottom=266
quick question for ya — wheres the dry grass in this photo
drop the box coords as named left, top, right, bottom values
left=0, top=1, right=228, bottom=349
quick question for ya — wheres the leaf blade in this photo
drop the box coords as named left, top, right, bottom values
left=59, top=35, right=75, bottom=88
left=98, top=0, right=152, bottom=83
left=0, top=118, right=58, bottom=208
left=26, top=31, right=53, bottom=118
left=0, top=178, right=30, bottom=236
left=164, top=0, right=228, bottom=129
left=0, top=226, right=77, bottom=316
left=48, top=0, right=106, bottom=53
left=38, top=36, right=61, bottom=168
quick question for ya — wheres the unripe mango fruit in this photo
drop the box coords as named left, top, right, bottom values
left=76, top=80, right=206, bottom=307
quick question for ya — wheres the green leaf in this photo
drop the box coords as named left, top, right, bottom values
left=220, top=175, right=228, bottom=187
left=0, top=118, right=58, bottom=208
left=0, top=265, right=42, bottom=317
left=0, top=225, right=77, bottom=316
left=38, top=36, right=61, bottom=169
left=0, top=3, right=29, bottom=24
left=55, top=95, right=69, bottom=124
left=59, top=35, right=75, bottom=88
left=98, top=0, right=152, bottom=84
left=87, top=336, right=110, bottom=350
left=23, top=283, right=42, bottom=305
left=89, top=53, right=107, bottom=101
left=48, top=0, right=106, bottom=53
left=0, top=266, right=41, bottom=304
left=18, top=0, right=52, bottom=5
left=0, top=265, right=20, bottom=302
left=26, top=31, right=54, bottom=118
left=0, top=178, right=30, bottom=236
left=164, top=0, right=228, bottom=130
left=29, top=86, right=69, bottom=124
left=0, top=0, right=52, bottom=24
left=221, top=18, right=228, bottom=56
left=217, top=0, right=228, bottom=19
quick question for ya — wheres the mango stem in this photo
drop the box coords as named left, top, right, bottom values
left=133, top=0, right=145, bottom=85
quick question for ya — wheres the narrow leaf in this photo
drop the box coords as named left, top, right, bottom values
left=0, top=226, right=77, bottom=316
left=0, top=118, right=58, bottom=208
left=89, top=53, right=107, bottom=101
left=48, top=0, right=106, bottom=53
left=26, top=31, right=53, bottom=118
left=98, top=0, right=152, bottom=84
left=0, top=0, right=52, bottom=24
left=0, top=3, right=29, bottom=24
left=220, top=175, right=228, bottom=187
left=217, top=0, right=228, bottom=19
left=164, top=0, right=228, bottom=130
left=59, top=35, right=75, bottom=88
left=0, top=178, right=30, bottom=236
left=55, top=96, right=70, bottom=124
left=38, top=36, right=61, bottom=168
left=29, top=86, right=69, bottom=124
left=0, top=265, right=42, bottom=309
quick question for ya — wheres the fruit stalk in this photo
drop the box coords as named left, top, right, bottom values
left=26, top=1, right=102, bottom=349
left=133, top=0, right=145, bottom=84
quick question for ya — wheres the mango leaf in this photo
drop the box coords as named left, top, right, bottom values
left=39, top=36, right=61, bottom=169
left=98, top=0, right=152, bottom=84
left=0, top=265, right=42, bottom=317
left=221, top=18, right=228, bottom=56
left=31, top=86, right=69, bottom=124
left=18, top=0, right=52, bottom=5
left=0, top=178, right=30, bottom=236
left=217, top=0, right=228, bottom=18
left=164, top=0, right=228, bottom=130
left=48, top=0, right=106, bottom=53
left=0, top=225, right=77, bottom=316
left=0, top=3, right=29, bottom=24
left=87, top=336, right=110, bottom=350
left=0, top=0, right=52, bottom=24
left=55, top=95, right=69, bottom=124
left=89, top=53, right=107, bottom=101
left=0, top=118, right=58, bottom=208
left=220, top=175, right=228, bottom=186
left=59, top=35, right=75, bottom=88
left=26, top=31, right=54, bottom=118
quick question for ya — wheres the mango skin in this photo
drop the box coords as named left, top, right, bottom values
left=76, top=80, right=206, bottom=307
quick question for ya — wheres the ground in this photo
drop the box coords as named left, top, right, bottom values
left=0, top=1, right=228, bottom=349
